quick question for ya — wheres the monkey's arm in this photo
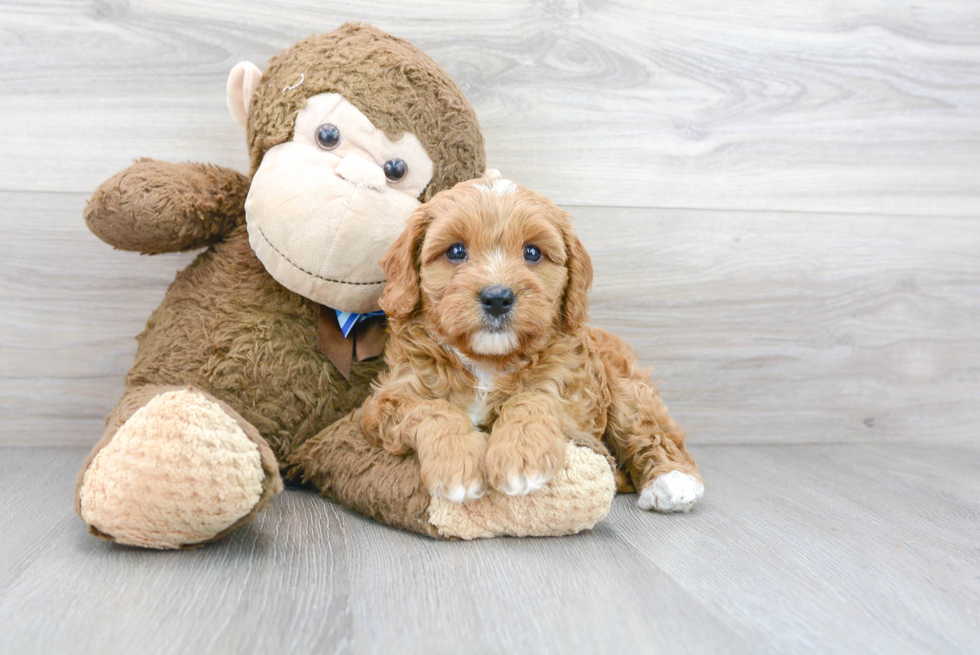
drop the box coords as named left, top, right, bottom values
left=85, top=159, right=250, bottom=254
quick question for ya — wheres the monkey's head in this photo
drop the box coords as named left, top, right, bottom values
left=226, top=23, right=486, bottom=313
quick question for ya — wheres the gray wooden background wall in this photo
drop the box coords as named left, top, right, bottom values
left=2, top=0, right=978, bottom=447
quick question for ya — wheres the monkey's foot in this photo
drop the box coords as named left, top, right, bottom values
left=78, top=389, right=280, bottom=549
left=427, top=444, right=615, bottom=539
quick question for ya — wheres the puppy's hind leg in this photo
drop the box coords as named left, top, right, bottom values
left=605, top=377, right=703, bottom=512
left=595, top=331, right=703, bottom=513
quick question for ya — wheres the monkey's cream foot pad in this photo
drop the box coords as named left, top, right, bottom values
left=77, top=390, right=266, bottom=549
left=427, top=444, right=616, bottom=539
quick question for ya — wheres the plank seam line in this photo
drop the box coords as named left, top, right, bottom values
left=2, top=189, right=978, bottom=221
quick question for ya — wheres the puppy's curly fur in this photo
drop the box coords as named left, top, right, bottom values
left=361, top=178, right=702, bottom=509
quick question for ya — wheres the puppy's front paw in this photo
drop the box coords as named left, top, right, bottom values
left=638, top=471, right=704, bottom=513
left=418, top=432, right=487, bottom=504
left=486, top=422, right=567, bottom=496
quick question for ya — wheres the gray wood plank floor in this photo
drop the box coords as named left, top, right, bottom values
left=2, top=444, right=978, bottom=654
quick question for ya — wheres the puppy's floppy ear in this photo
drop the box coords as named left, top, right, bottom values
left=559, top=213, right=594, bottom=330
left=378, top=207, right=430, bottom=319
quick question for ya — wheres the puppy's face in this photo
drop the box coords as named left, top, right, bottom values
left=380, top=178, right=593, bottom=363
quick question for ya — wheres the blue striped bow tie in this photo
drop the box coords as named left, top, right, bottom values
left=335, top=310, right=387, bottom=338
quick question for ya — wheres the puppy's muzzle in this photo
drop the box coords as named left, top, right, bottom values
left=479, top=285, right=515, bottom=319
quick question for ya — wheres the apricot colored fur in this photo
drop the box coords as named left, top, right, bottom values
left=361, top=180, right=700, bottom=498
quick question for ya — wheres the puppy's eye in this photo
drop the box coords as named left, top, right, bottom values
left=384, top=159, right=408, bottom=181
left=446, top=243, right=467, bottom=262
left=315, top=123, right=341, bottom=150
left=523, top=244, right=542, bottom=263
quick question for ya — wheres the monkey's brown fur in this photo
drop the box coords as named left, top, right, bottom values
left=76, top=24, right=491, bottom=547
left=247, top=24, right=485, bottom=198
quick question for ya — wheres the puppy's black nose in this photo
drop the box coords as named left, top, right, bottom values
left=479, top=285, right=515, bottom=318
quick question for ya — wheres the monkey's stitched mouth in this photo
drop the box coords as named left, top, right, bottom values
left=255, top=225, right=385, bottom=287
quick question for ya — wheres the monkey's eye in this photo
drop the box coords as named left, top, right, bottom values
left=384, top=159, right=408, bottom=182
left=446, top=243, right=467, bottom=262
left=523, top=244, right=542, bottom=263
left=315, top=124, right=341, bottom=150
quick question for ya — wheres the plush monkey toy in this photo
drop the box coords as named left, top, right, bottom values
left=75, top=24, right=616, bottom=549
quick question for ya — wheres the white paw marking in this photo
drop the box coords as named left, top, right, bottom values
left=499, top=471, right=550, bottom=496
left=638, top=471, right=704, bottom=513
left=467, top=481, right=486, bottom=501
left=435, top=481, right=485, bottom=504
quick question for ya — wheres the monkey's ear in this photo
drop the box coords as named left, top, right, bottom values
left=559, top=214, right=594, bottom=331
left=378, top=208, right=431, bottom=320
left=226, top=62, right=264, bottom=130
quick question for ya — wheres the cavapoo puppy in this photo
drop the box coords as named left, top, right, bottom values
left=361, top=178, right=704, bottom=512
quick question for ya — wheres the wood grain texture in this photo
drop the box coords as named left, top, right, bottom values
left=3, top=191, right=977, bottom=446
left=0, top=192, right=197, bottom=444
left=1, top=443, right=978, bottom=654
left=575, top=205, right=980, bottom=444
left=1, top=1, right=979, bottom=213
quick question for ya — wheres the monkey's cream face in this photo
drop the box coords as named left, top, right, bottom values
left=246, top=93, right=434, bottom=313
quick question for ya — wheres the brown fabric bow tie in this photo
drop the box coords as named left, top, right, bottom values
left=315, top=305, right=387, bottom=380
